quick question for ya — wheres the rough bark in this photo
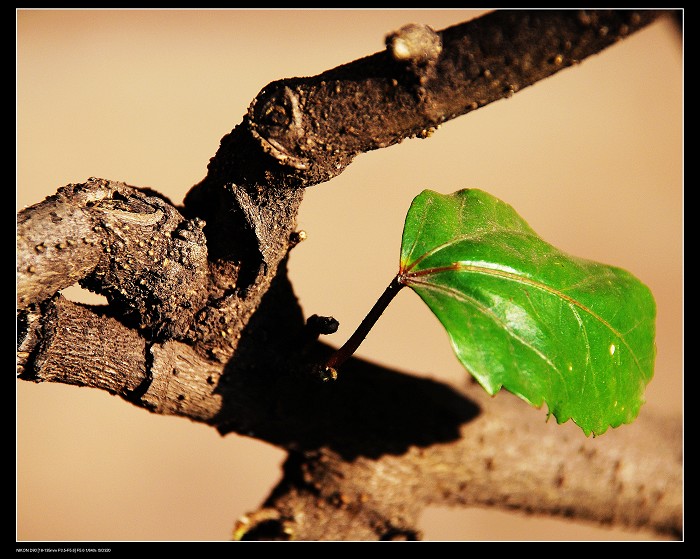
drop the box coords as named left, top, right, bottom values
left=251, top=396, right=681, bottom=541
left=17, top=179, right=209, bottom=340
left=17, top=296, right=682, bottom=540
left=194, top=9, right=662, bottom=190
left=17, top=9, right=681, bottom=541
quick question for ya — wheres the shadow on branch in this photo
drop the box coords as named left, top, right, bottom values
left=211, top=265, right=481, bottom=460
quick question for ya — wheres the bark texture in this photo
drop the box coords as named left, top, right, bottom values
left=196, top=10, right=661, bottom=190
left=17, top=10, right=681, bottom=541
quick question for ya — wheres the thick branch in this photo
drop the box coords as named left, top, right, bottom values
left=178, top=9, right=665, bottom=362
left=16, top=178, right=210, bottom=340
left=17, top=296, right=682, bottom=540
left=15, top=176, right=303, bottom=362
left=18, top=296, right=146, bottom=397
left=18, top=11, right=666, bottom=363
left=235, top=361, right=682, bottom=541
left=244, top=396, right=682, bottom=540
left=200, top=10, right=663, bottom=189
left=17, top=9, right=679, bottom=541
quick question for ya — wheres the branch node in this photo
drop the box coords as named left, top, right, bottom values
left=317, top=366, right=338, bottom=383
left=232, top=509, right=293, bottom=541
left=306, top=314, right=339, bottom=336
left=386, top=23, right=442, bottom=66
left=288, top=229, right=307, bottom=249
left=249, top=85, right=308, bottom=171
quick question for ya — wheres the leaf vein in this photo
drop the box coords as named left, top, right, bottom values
left=402, top=229, right=539, bottom=273
left=408, top=277, right=561, bottom=376
left=406, top=264, right=646, bottom=378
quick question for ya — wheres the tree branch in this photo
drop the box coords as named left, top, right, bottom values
left=17, top=295, right=682, bottom=540
left=17, top=9, right=680, bottom=541
left=17, top=10, right=666, bottom=364
left=197, top=9, right=663, bottom=190
left=16, top=178, right=210, bottom=340
left=241, top=388, right=681, bottom=541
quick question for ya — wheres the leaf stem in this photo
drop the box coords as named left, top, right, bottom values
left=322, top=275, right=405, bottom=379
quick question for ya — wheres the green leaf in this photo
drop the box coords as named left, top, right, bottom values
left=399, top=189, right=656, bottom=436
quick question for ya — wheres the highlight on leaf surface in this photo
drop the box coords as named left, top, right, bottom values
left=398, top=189, right=656, bottom=436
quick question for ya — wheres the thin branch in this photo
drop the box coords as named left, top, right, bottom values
left=323, top=275, right=405, bottom=377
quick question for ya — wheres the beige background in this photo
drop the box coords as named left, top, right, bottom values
left=17, top=10, right=682, bottom=541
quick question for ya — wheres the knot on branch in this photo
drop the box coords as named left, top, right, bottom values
left=17, top=178, right=212, bottom=341
left=250, top=85, right=307, bottom=171
left=205, top=84, right=355, bottom=189
left=81, top=187, right=210, bottom=339
left=386, top=23, right=442, bottom=68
